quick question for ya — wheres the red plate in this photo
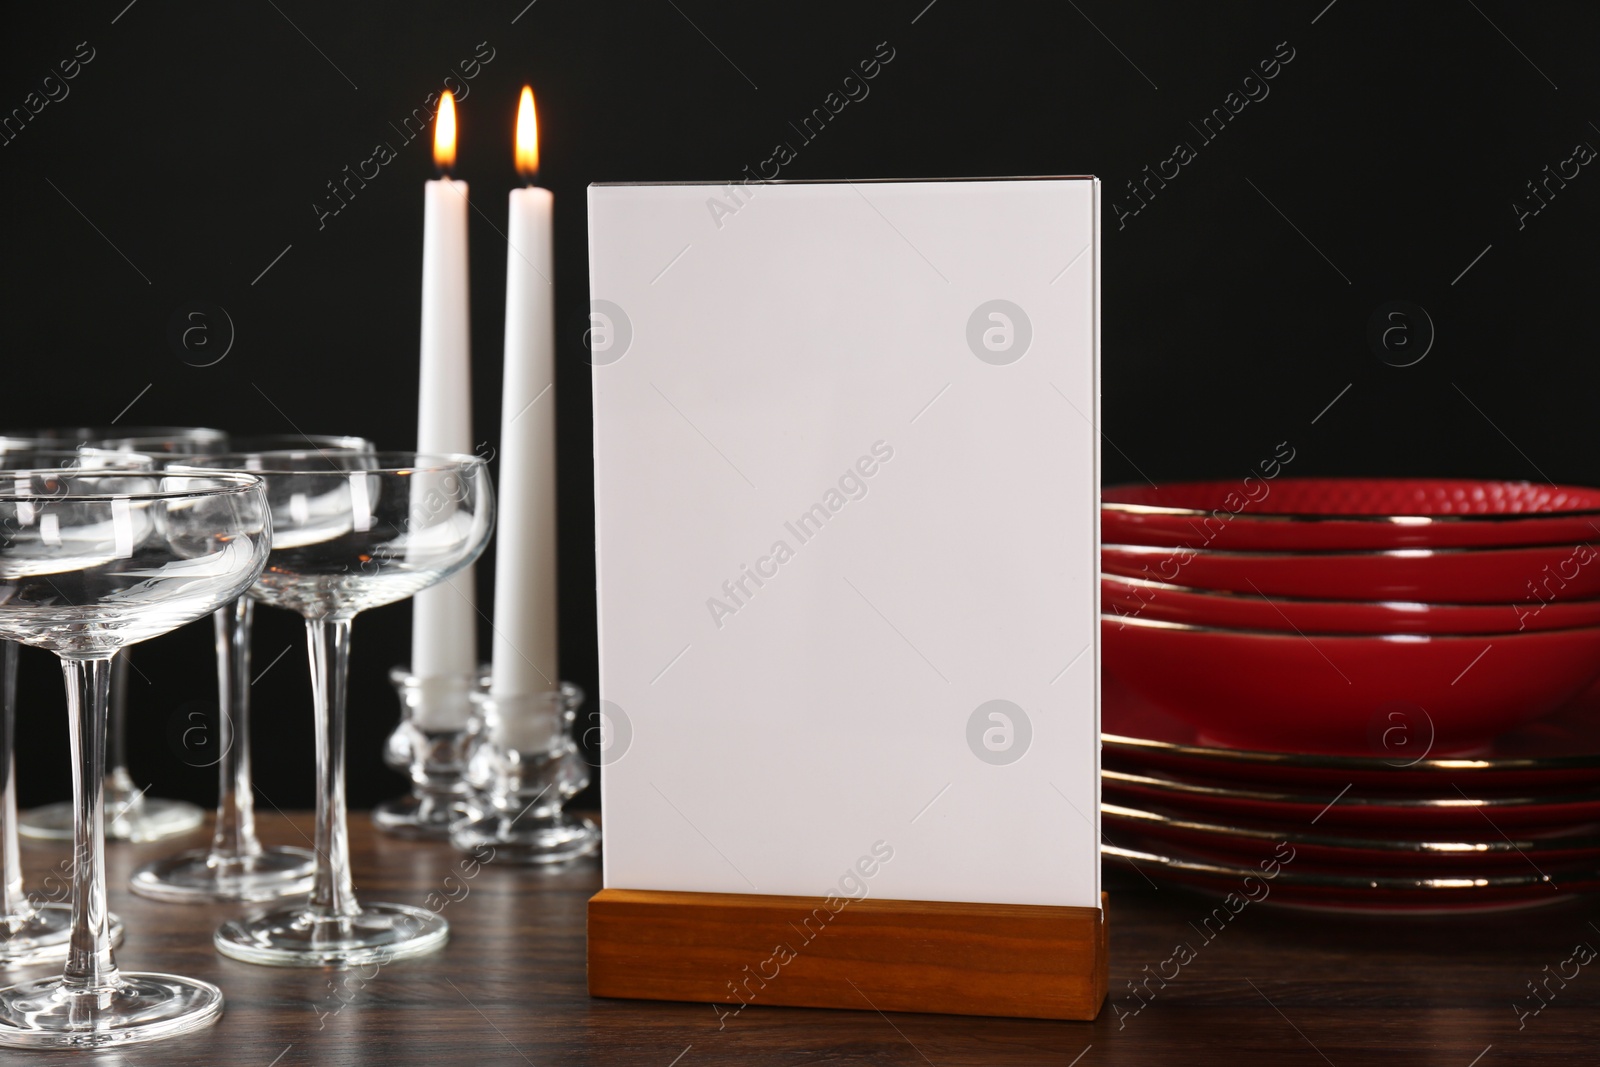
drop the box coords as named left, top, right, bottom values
left=1103, top=801, right=1600, bottom=871
left=1102, top=574, right=1600, bottom=635
left=1103, top=676, right=1600, bottom=791
left=1102, top=616, right=1600, bottom=755
left=1103, top=540, right=1600, bottom=603
left=1103, top=477, right=1600, bottom=551
left=1103, top=840, right=1592, bottom=913
left=1104, top=766, right=1600, bottom=831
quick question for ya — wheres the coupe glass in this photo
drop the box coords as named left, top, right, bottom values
left=130, top=435, right=373, bottom=903
left=13, top=427, right=228, bottom=844
left=7, top=427, right=228, bottom=452
left=189, top=452, right=493, bottom=966
left=0, top=471, right=269, bottom=1047
left=0, top=448, right=148, bottom=967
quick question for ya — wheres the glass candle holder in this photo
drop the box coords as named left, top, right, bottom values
left=374, top=665, right=490, bottom=837
left=449, top=683, right=600, bottom=864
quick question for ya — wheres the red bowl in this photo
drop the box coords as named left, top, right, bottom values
left=1103, top=540, right=1600, bottom=603
left=1103, top=478, right=1600, bottom=551
left=1102, top=574, right=1600, bottom=634
left=1101, top=615, right=1600, bottom=755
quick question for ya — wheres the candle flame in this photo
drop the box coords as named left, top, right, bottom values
left=434, top=90, right=458, bottom=173
left=515, top=85, right=539, bottom=182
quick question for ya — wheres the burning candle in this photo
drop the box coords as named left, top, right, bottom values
left=411, top=89, right=479, bottom=728
left=490, top=85, right=560, bottom=749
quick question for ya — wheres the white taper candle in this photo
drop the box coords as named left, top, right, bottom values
left=490, top=86, right=561, bottom=750
left=411, top=90, right=479, bottom=729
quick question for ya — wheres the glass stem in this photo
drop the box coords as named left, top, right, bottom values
left=306, top=618, right=359, bottom=919
left=0, top=641, right=31, bottom=921
left=60, top=654, right=120, bottom=995
left=105, top=649, right=136, bottom=805
left=209, top=598, right=261, bottom=861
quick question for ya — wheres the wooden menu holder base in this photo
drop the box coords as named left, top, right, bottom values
left=587, top=888, right=1108, bottom=1021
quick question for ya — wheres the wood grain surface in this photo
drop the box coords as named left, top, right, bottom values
left=9, top=812, right=1594, bottom=1065
left=588, top=888, right=1108, bottom=1020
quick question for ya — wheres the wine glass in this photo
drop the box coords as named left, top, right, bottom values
left=0, top=470, right=269, bottom=1047
left=0, top=448, right=150, bottom=967
left=179, top=452, right=492, bottom=966
left=13, top=427, right=229, bottom=844
left=130, top=435, right=374, bottom=903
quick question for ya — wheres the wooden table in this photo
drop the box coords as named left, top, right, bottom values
left=20, top=812, right=1594, bottom=1065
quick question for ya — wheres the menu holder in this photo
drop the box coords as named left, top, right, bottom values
left=586, top=177, right=1105, bottom=1021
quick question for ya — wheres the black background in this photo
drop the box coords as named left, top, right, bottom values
left=2, top=1, right=1595, bottom=812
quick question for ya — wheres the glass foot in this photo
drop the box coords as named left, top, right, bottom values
left=0, top=972, right=222, bottom=1049
left=0, top=906, right=123, bottom=968
left=20, top=798, right=204, bottom=843
left=130, top=847, right=317, bottom=903
left=214, top=902, right=448, bottom=967
left=372, top=795, right=471, bottom=838
left=450, top=809, right=601, bottom=865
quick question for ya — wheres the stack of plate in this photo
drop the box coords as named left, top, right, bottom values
left=1099, top=477, right=1600, bottom=911
left=1103, top=689, right=1600, bottom=911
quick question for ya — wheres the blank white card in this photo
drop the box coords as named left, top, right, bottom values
left=589, top=178, right=1100, bottom=907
